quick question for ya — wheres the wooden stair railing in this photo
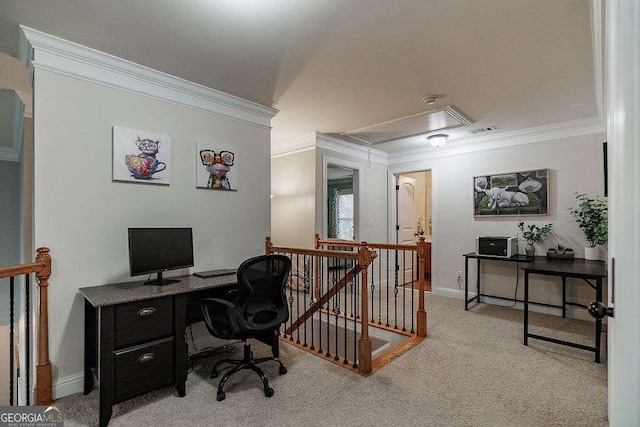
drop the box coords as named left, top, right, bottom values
left=283, top=264, right=362, bottom=336
left=266, top=237, right=376, bottom=374
left=0, top=248, right=52, bottom=405
left=316, top=235, right=429, bottom=338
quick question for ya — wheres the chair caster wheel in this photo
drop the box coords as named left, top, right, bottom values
left=210, top=370, right=219, bottom=378
left=264, top=387, right=274, bottom=398
left=279, top=366, right=287, bottom=375
left=216, top=391, right=226, bottom=401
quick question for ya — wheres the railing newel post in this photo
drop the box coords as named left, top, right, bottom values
left=35, top=247, right=52, bottom=405
left=357, top=242, right=374, bottom=375
left=416, top=238, right=428, bottom=338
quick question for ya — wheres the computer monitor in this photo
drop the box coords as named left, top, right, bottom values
left=128, top=227, right=194, bottom=286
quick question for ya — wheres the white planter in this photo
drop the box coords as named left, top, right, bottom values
left=584, top=246, right=601, bottom=260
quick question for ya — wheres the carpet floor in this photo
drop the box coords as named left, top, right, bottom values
left=56, top=292, right=608, bottom=426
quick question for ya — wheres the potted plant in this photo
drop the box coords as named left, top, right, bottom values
left=568, top=193, right=608, bottom=260
left=517, top=221, right=553, bottom=256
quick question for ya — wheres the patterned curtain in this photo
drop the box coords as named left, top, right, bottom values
left=332, top=188, right=340, bottom=238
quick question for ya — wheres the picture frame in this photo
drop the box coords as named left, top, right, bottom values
left=112, top=126, right=171, bottom=185
left=195, top=142, right=237, bottom=191
left=473, top=168, right=549, bottom=217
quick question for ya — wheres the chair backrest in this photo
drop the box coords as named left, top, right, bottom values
left=234, top=254, right=291, bottom=334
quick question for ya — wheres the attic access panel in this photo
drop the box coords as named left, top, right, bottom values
left=341, top=105, right=473, bottom=146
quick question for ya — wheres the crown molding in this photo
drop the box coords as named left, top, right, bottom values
left=316, top=132, right=389, bottom=164
left=388, top=116, right=606, bottom=165
left=271, top=133, right=316, bottom=157
left=19, top=26, right=278, bottom=129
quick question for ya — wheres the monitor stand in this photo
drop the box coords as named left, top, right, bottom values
left=144, top=271, right=181, bottom=286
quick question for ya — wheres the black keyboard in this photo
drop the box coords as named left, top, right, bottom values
left=193, top=269, right=236, bottom=278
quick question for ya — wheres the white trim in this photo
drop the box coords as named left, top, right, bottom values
left=53, top=372, right=84, bottom=399
left=388, top=116, right=606, bottom=165
left=19, top=26, right=278, bottom=128
left=271, top=133, right=316, bottom=157
left=322, top=156, right=363, bottom=241
left=317, top=133, right=389, bottom=165
left=387, top=163, right=438, bottom=298
left=271, top=146, right=315, bottom=159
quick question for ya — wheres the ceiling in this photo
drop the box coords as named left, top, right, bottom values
left=0, top=0, right=599, bottom=153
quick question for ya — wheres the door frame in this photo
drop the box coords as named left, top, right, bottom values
left=606, top=0, right=640, bottom=422
left=322, top=156, right=362, bottom=241
left=388, top=163, right=438, bottom=293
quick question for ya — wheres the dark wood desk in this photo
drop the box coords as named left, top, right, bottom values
left=463, top=252, right=533, bottom=310
left=80, top=274, right=236, bottom=427
left=522, top=258, right=606, bottom=362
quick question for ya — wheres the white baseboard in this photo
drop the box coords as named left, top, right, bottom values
left=53, top=372, right=85, bottom=399
left=435, top=287, right=594, bottom=321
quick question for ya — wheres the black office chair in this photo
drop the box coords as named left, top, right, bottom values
left=199, top=254, right=291, bottom=401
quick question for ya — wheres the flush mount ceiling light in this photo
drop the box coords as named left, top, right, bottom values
left=427, top=134, right=449, bottom=148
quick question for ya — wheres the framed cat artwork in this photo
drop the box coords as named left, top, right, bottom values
left=112, top=126, right=171, bottom=185
left=473, top=169, right=549, bottom=217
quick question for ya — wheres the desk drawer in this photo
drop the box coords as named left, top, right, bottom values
left=115, top=297, right=173, bottom=348
left=114, top=337, right=174, bottom=403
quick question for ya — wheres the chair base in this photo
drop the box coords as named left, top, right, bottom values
left=211, top=342, right=286, bottom=401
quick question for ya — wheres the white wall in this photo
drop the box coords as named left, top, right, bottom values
left=0, top=160, right=20, bottom=324
left=392, top=133, right=607, bottom=318
left=271, top=149, right=316, bottom=248
left=33, top=69, right=272, bottom=395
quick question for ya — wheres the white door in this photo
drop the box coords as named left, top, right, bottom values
left=607, top=1, right=640, bottom=423
left=397, top=176, right=416, bottom=284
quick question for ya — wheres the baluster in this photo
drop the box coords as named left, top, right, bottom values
left=386, top=250, right=390, bottom=328
left=326, top=266, right=334, bottom=358
left=295, top=253, right=301, bottom=344
left=378, top=251, right=382, bottom=325
left=26, top=274, right=30, bottom=405
left=333, top=262, right=340, bottom=361
left=288, top=252, right=294, bottom=341
left=10, top=276, right=15, bottom=405
left=394, top=250, right=399, bottom=329
left=370, top=263, right=374, bottom=324
left=304, top=254, right=310, bottom=348
left=402, top=250, right=406, bottom=332
left=343, top=262, right=349, bottom=365
left=411, top=251, right=415, bottom=334
left=353, top=272, right=359, bottom=369
left=317, top=256, right=323, bottom=354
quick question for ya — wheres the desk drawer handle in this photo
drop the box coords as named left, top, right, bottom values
left=137, top=353, right=156, bottom=364
left=137, top=307, right=156, bottom=317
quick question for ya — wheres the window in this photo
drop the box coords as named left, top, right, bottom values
left=336, top=191, right=354, bottom=240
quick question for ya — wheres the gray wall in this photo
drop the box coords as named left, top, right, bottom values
left=33, top=69, right=272, bottom=394
left=0, top=160, right=20, bottom=325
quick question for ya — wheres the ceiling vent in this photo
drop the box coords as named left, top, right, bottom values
left=469, top=126, right=497, bottom=134
left=339, top=105, right=474, bottom=146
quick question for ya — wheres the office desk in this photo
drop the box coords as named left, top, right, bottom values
left=463, top=252, right=533, bottom=310
left=80, top=274, right=236, bottom=427
left=522, top=258, right=606, bottom=362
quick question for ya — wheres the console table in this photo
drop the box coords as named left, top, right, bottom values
left=80, top=273, right=237, bottom=427
left=463, top=252, right=533, bottom=310
left=522, top=258, right=606, bottom=362
left=463, top=253, right=607, bottom=362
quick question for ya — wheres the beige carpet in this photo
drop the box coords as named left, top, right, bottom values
left=55, top=292, right=608, bottom=426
